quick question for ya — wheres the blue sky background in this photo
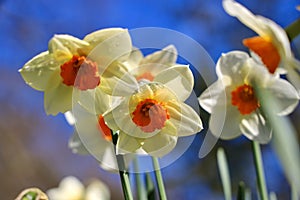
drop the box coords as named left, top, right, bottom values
left=0, top=0, right=299, bottom=199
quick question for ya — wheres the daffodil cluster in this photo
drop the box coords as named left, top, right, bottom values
left=19, top=28, right=203, bottom=165
left=19, top=0, right=300, bottom=167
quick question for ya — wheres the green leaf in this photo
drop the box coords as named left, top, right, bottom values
left=255, top=83, right=300, bottom=198
left=217, top=148, right=232, bottom=200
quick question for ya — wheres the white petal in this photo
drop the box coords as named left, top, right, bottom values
left=216, top=51, right=249, bottom=85
left=142, top=131, right=177, bottom=157
left=259, top=16, right=292, bottom=58
left=167, top=101, right=202, bottom=136
left=47, top=176, right=84, bottom=200
left=141, top=44, right=177, bottom=66
left=286, top=58, right=300, bottom=92
left=19, top=51, right=59, bottom=91
left=154, top=64, right=194, bottom=101
left=223, top=0, right=270, bottom=37
left=210, top=102, right=242, bottom=140
left=240, top=112, right=272, bottom=144
left=116, top=132, right=142, bottom=154
left=223, top=0, right=292, bottom=58
left=64, top=111, right=76, bottom=125
left=85, top=180, right=110, bottom=200
left=198, top=79, right=227, bottom=113
left=265, top=76, right=299, bottom=116
left=44, top=70, right=73, bottom=115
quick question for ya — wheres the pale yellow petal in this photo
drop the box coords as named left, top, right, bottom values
left=44, top=70, right=73, bottom=115
left=19, top=51, right=59, bottom=91
left=84, top=28, right=129, bottom=47
left=116, top=132, right=142, bottom=154
left=142, top=131, right=177, bottom=157
left=166, top=101, right=202, bottom=136
left=154, top=64, right=194, bottom=101
left=141, top=45, right=177, bottom=65
left=86, top=29, right=132, bottom=68
left=48, top=34, right=89, bottom=61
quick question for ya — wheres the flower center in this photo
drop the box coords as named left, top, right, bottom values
left=231, top=84, right=260, bottom=115
left=97, top=115, right=112, bottom=142
left=243, top=36, right=280, bottom=74
left=60, top=55, right=100, bottom=90
left=132, top=98, right=170, bottom=133
left=136, top=72, right=154, bottom=81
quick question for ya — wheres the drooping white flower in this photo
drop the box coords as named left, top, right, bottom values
left=199, top=51, right=299, bottom=143
left=46, top=176, right=110, bottom=200
left=223, top=0, right=300, bottom=91
left=19, top=28, right=132, bottom=115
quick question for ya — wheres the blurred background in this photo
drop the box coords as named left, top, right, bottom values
left=0, top=0, right=299, bottom=199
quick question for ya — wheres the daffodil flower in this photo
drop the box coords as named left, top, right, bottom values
left=19, top=28, right=132, bottom=115
left=223, top=0, right=300, bottom=91
left=104, top=82, right=203, bottom=157
left=46, top=176, right=110, bottom=200
left=199, top=51, right=299, bottom=143
left=70, top=87, right=133, bottom=171
left=121, top=45, right=194, bottom=100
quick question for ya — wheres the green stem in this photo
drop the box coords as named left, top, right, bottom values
left=285, top=18, right=300, bottom=41
left=133, top=158, right=147, bottom=200
left=116, top=155, right=134, bottom=200
left=112, top=132, right=134, bottom=200
left=291, top=183, right=298, bottom=200
left=251, top=141, right=268, bottom=200
left=152, top=157, right=167, bottom=200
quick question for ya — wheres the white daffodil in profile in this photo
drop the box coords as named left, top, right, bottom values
left=199, top=51, right=299, bottom=143
left=19, top=28, right=132, bottom=115
left=223, top=0, right=300, bottom=91
left=104, top=81, right=203, bottom=157
left=46, top=176, right=110, bottom=200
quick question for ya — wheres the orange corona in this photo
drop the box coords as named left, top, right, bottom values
left=60, top=55, right=100, bottom=90
left=132, top=98, right=170, bottom=132
left=243, top=36, right=280, bottom=74
left=231, top=84, right=260, bottom=115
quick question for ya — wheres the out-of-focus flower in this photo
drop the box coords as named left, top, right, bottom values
left=104, top=82, right=202, bottom=157
left=15, top=188, right=48, bottom=200
left=199, top=51, right=299, bottom=143
left=223, top=0, right=300, bottom=91
left=19, top=28, right=132, bottom=115
left=46, top=176, right=110, bottom=200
